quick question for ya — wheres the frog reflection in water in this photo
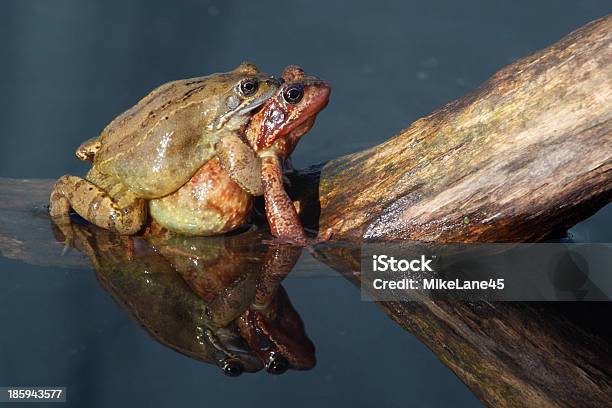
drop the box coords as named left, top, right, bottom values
left=56, top=222, right=315, bottom=376
left=50, top=64, right=331, bottom=245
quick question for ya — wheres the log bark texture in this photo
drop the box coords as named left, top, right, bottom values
left=314, top=16, right=612, bottom=242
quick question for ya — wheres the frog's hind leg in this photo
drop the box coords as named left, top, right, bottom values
left=75, top=137, right=102, bottom=161
left=49, top=173, right=146, bottom=235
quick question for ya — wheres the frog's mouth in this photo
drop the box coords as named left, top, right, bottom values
left=215, top=80, right=279, bottom=130
left=236, top=84, right=278, bottom=117
left=250, top=103, right=265, bottom=115
left=237, top=286, right=316, bottom=373
left=206, top=327, right=264, bottom=376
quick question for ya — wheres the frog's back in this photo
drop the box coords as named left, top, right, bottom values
left=99, top=76, right=212, bottom=144
left=94, top=73, right=230, bottom=198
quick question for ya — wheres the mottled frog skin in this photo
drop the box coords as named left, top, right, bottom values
left=149, top=66, right=331, bottom=242
left=49, top=63, right=279, bottom=235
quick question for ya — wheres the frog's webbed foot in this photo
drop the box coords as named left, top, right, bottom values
left=307, top=227, right=334, bottom=246
left=50, top=174, right=146, bottom=235
left=50, top=215, right=80, bottom=255
left=49, top=215, right=100, bottom=259
left=216, top=133, right=263, bottom=196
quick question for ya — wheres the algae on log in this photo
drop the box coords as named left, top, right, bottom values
left=311, top=16, right=612, bottom=242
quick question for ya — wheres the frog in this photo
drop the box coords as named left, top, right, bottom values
left=67, top=225, right=265, bottom=375
left=147, top=229, right=315, bottom=374
left=148, top=65, right=331, bottom=245
left=51, top=218, right=316, bottom=376
left=49, top=62, right=280, bottom=236
left=237, top=284, right=316, bottom=373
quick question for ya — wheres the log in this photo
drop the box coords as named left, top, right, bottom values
left=292, top=15, right=612, bottom=408
left=298, top=15, right=612, bottom=242
left=0, top=178, right=88, bottom=269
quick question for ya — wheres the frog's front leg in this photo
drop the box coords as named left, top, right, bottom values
left=216, top=133, right=263, bottom=196
left=260, top=154, right=310, bottom=245
left=253, top=244, right=302, bottom=309
left=49, top=174, right=146, bottom=235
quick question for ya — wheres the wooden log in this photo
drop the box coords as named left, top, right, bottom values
left=0, top=178, right=88, bottom=269
left=303, top=15, right=612, bottom=242
left=293, top=15, right=612, bottom=408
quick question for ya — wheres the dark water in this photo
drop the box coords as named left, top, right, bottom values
left=1, top=260, right=479, bottom=407
left=1, top=1, right=611, bottom=407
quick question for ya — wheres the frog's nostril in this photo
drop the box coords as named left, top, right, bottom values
left=266, top=355, right=289, bottom=375
left=221, top=359, right=244, bottom=377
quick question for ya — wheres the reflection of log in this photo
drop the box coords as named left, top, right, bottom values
left=389, top=304, right=610, bottom=407
left=293, top=16, right=612, bottom=242
left=315, top=247, right=612, bottom=408
left=0, top=178, right=88, bottom=269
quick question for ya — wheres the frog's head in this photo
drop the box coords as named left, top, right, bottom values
left=213, top=62, right=281, bottom=131
left=238, top=286, right=316, bottom=374
left=245, top=65, right=331, bottom=159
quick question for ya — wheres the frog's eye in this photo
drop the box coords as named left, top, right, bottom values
left=266, top=354, right=289, bottom=375
left=239, top=78, right=259, bottom=96
left=282, top=84, right=304, bottom=104
left=221, top=359, right=244, bottom=377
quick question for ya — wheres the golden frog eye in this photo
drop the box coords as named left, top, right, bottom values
left=239, top=78, right=259, bottom=96
left=282, top=84, right=304, bottom=104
